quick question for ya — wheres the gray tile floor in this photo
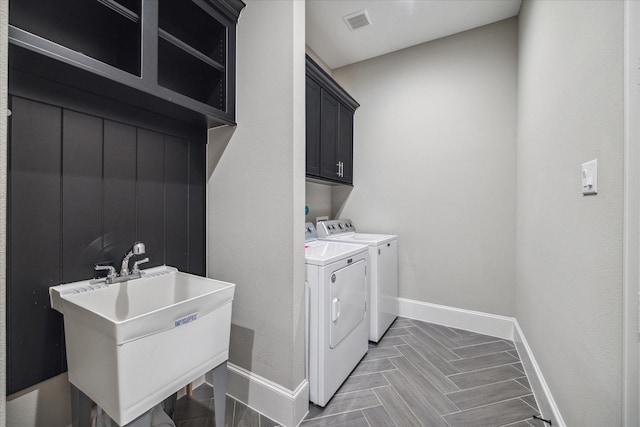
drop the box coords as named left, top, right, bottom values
left=173, top=318, right=543, bottom=427
left=172, top=385, right=279, bottom=427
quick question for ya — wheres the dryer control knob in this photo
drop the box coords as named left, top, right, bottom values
left=339, top=224, right=344, bottom=229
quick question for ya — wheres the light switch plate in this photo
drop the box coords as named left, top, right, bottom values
left=582, top=159, right=598, bottom=195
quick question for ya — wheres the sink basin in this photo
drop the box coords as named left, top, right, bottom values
left=50, top=266, right=235, bottom=426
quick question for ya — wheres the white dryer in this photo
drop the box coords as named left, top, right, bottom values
left=317, top=219, right=398, bottom=343
left=304, top=222, right=369, bottom=407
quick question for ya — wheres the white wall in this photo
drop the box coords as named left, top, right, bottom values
left=516, top=1, right=623, bottom=425
left=332, top=19, right=518, bottom=316
left=207, top=0, right=306, bottom=393
left=7, top=374, right=71, bottom=427
left=305, top=181, right=332, bottom=223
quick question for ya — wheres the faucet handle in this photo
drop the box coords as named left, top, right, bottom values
left=132, top=257, right=149, bottom=274
left=94, top=262, right=117, bottom=279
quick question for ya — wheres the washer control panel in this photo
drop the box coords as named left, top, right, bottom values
left=305, top=222, right=318, bottom=242
left=317, top=219, right=356, bottom=238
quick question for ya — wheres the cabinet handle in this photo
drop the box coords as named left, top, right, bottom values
left=336, top=162, right=341, bottom=177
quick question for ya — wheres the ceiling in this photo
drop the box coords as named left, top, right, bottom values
left=306, top=0, right=522, bottom=70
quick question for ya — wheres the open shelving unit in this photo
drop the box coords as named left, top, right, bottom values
left=8, top=0, right=244, bottom=127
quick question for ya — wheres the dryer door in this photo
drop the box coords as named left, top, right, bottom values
left=329, top=259, right=366, bottom=349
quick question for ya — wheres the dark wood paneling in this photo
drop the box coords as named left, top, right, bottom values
left=189, top=141, right=205, bottom=275
left=8, top=97, right=64, bottom=393
left=62, top=110, right=103, bottom=283
left=137, top=129, right=166, bottom=267
left=103, top=120, right=137, bottom=264
left=8, top=95, right=207, bottom=393
left=165, top=136, right=189, bottom=272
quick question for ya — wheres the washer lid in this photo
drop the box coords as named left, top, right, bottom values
left=323, top=232, right=397, bottom=246
left=305, top=241, right=368, bottom=266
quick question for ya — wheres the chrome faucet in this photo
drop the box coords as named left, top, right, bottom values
left=91, top=241, right=149, bottom=285
left=120, top=241, right=146, bottom=276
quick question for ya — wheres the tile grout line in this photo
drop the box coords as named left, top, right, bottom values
left=520, top=396, right=540, bottom=412
left=305, top=403, right=384, bottom=422
left=443, top=378, right=528, bottom=396
left=446, top=361, right=524, bottom=379
left=442, top=396, right=539, bottom=418
left=394, top=344, right=462, bottom=395
left=449, top=339, right=515, bottom=352
left=374, top=378, right=428, bottom=427
left=441, top=388, right=538, bottom=417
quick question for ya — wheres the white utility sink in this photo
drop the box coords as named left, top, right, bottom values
left=50, top=266, right=235, bottom=426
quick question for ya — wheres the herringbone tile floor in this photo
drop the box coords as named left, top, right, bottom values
left=173, top=317, right=542, bottom=427
left=302, top=317, right=543, bottom=427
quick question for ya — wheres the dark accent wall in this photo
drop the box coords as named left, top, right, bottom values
left=7, top=94, right=206, bottom=394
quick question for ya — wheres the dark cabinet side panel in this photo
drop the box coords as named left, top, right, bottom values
left=338, top=105, right=354, bottom=184
left=103, top=120, right=137, bottom=264
left=62, top=110, right=103, bottom=283
left=319, top=90, right=339, bottom=180
left=8, top=97, right=64, bottom=393
left=137, top=129, right=166, bottom=267
left=188, top=141, right=205, bottom=276
left=164, top=136, right=189, bottom=272
left=305, top=78, right=321, bottom=177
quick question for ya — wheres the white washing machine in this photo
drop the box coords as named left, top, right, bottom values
left=304, top=222, right=369, bottom=407
left=317, top=219, right=398, bottom=343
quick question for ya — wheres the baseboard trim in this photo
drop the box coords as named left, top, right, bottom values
left=396, top=297, right=566, bottom=427
left=220, top=363, right=308, bottom=427
left=512, top=320, right=567, bottom=427
left=396, top=297, right=514, bottom=339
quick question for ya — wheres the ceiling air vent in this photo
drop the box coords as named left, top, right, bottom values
left=344, top=9, right=372, bottom=31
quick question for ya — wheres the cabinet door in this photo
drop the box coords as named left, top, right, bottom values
left=306, top=78, right=321, bottom=176
left=337, top=104, right=354, bottom=184
left=320, top=90, right=340, bottom=180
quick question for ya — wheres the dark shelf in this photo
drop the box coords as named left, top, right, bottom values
left=158, top=38, right=225, bottom=111
left=10, top=0, right=142, bottom=76
left=159, top=1, right=227, bottom=66
left=158, top=29, right=225, bottom=73
left=97, top=0, right=140, bottom=22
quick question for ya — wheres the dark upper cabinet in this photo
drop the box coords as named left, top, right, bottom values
left=306, top=78, right=322, bottom=177
left=8, top=0, right=245, bottom=127
left=320, top=90, right=339, bottom=180
left=306, top=55, right=359, bottom=185
left=338, top=105, right=354, bottom=184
